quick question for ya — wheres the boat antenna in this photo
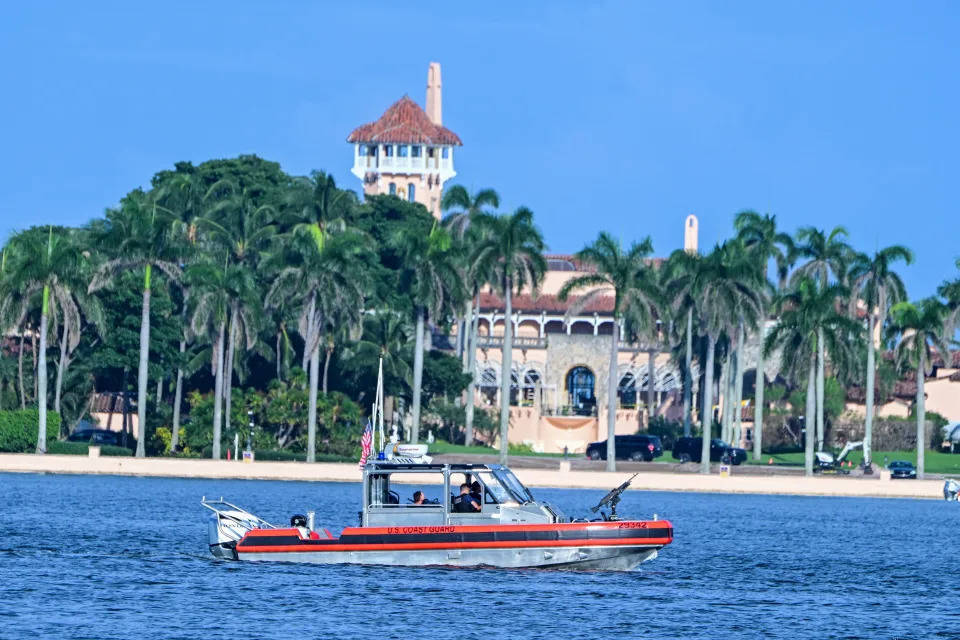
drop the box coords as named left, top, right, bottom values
left=590, top=473, right=638, bottom=521
left=376, top=357, right=385, bottom=457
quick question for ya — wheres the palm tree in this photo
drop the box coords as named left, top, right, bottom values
left=668, top=245, right=765, bottom=473
left=156, top=171, right=205, bottom=452
left=285, top=170, right=357, bottom=253
left=345, top=311, right=414, bottom=429
left=198, top=179, right=277, bottom=434
left=471, top=208, right=547, bottom=464
left=266, top=230, right=366, bottom=461
left=393, top=221, right=461, bottom=444
left=0, top=227, right=84, bottom=452
left=793, top=226, right=853, bottom=452
left=442, top=185, right=500, bottom=436
left=558, top=233, right=659, bottom=472
left=664, top=251, right=698, bottom=437
left=887, top=299, right=951, bottom=480
left=734, top=211, right=793, bottom=459
left=849, top=246, right=913, bottom=466
left=441, top=185, right=500, bottom=240
left=185, top=261, right=231, bottom=459
left=89, top=191, right=182, bottom=458
left=766, top=278, right=861, bottom=475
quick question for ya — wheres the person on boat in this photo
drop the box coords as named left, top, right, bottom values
left=469, top=481, right=483, bottom=505
left=412, top=491, right=426, bottom=505
left=452, top=483, right=481, bottom=513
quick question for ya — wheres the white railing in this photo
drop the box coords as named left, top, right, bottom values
left=353, top=154, right=453, bottom=174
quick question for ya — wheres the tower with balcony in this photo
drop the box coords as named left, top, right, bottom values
left=347, top=62, right=462, bottom=219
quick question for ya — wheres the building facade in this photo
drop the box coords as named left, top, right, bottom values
left=347, top=62, right=460, bottom=219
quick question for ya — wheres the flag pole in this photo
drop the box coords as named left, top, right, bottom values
left=377, top=357, right=385, bottom=456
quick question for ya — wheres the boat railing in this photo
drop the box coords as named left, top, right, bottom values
left=201, top=497, right=276, bottom=529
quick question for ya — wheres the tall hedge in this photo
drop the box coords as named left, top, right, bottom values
left=0, top=409, right=62, bottom=453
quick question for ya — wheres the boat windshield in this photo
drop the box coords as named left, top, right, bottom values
left=493, top=469, right=535, bottom=504
left=474, top=472, right=514, bottom=505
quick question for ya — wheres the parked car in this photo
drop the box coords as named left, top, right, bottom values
left=671, top=437, right=747, bottom=465
left=67, top=428, right=122, bottom=446
left=888, top=460, right=917, bottom=479
left=586, top=435, right=663, bottom=461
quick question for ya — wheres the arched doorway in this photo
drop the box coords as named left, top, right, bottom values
left=566, top=366, right=596, bottom=416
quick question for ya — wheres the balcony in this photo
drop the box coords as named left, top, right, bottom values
left=352, top=154, right=453, bottom=177
left=475, top=335, right=547, bottom=349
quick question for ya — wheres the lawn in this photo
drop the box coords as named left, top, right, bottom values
left=746, top=449, right=960, bottom=475
left=427, top=441, right=566, bottom=458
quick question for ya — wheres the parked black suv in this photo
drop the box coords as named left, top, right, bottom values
left=586, top=435, right=663, bottom=461
left=67, top=428, right=122, bottom=446
left=671, top=437, right=746, bottom=465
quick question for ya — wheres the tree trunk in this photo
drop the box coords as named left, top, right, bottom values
left=700, top=334, right=716, bottom=474
left=719, top=358, right=730, bottom=443
left=121, top=368, right=129, bottom=449
left=54, top=321, right=68, bottom=414
left=410, top=307, right=426, bottom=444
left=35, top=288, right=50, bottom=454
left=733, top=321, right=745, bottom=447
left=211, top=320, right=225, bottom=460
left=307, top=340, right=320, bottom=462
left=224, top=306, right=237, bottom=437
left=804, top=354, right=817, bottom=476
left=276, top=330, right=282, bottom=381
left=498, top=281, right=513, bottom=465
left=461, top=297, right=473, bottom=372
left=322, top=344, right=333, bottom=394
left=916, top=351, right=925, bottom=480
left=646, top=348, right=657, bottom=425
left=155, top=374, right=163, bottom=412
left=753, top=321, right=766, bottom=460
left=605, top=318, right=620, bottom=472
left=464, top=293, right=480, bottom=446
left=170, top=337, right=185, bottom=453
left=683, top=307, right=693, bottom=437
left=863, top=312, right=876, bottom=466
left=135, top=267, right=151, bottom=458
left=816, top=328, right=825, bottom=453
left=18, top=331, right=26, bottom=409
left=31, top=327, right=37, bottom=401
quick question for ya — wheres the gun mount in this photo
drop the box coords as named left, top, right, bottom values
left=590, top=473, right=639, bottom=521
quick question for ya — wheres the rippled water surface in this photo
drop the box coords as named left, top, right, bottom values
left=1, top=472, right=957, bottom=640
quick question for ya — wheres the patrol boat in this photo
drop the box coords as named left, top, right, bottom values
left=203, top=462, right=673, bottom=570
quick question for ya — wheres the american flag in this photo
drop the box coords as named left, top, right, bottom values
left=358, top=419, right=373, bottom=469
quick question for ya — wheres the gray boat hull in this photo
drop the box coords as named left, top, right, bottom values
left=237, top=544, right=661, bottom=570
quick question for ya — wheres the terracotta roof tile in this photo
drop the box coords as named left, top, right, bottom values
left=347, top=96, right=462, bottom=146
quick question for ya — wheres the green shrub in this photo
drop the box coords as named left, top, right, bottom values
left=507, top=442, right=536, bottom=455
left=645, top=416, right=684, bottom=449
left=46, top=441, right=132, bottom=456
left=0, top=409, right=61, bottom=453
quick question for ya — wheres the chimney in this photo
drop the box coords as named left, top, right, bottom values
left=426, top=62, right=442, bottom=125
left=684, top=215, right=699, bottom=253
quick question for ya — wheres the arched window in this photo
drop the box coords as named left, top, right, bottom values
left=618, top=371, right=637, bottom=408
left=388, top=182, right=396, bottom=196
left=408, top=183, right=416, bottom=202
left=479, top=366, right=499, bottom=405
left=566, top=366, right=595, bottom=415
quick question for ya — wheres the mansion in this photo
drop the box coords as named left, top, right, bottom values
left=350, top=63, right=960, bottom=454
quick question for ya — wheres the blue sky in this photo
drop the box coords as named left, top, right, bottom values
left=2, top=1, right=958, bottom=296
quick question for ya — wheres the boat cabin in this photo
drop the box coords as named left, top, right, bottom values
left=361, top=463, right=567, bottom=527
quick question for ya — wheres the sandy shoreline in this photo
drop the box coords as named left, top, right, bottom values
left=0, top=453, right=947, bottom=499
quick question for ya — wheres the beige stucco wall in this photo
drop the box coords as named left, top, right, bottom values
left=363, top=173, right=444, bottom=219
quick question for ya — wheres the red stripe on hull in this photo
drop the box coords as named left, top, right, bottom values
left=236, top=537, right=672, bottom=554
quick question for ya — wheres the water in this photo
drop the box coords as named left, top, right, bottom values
left=0, top=473, right=956, bottom=640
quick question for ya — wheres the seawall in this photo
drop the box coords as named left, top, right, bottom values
left=0, top=454, right=947, bottom=499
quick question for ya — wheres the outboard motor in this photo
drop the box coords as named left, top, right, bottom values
left=944, top=479, right=960, bottom=502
